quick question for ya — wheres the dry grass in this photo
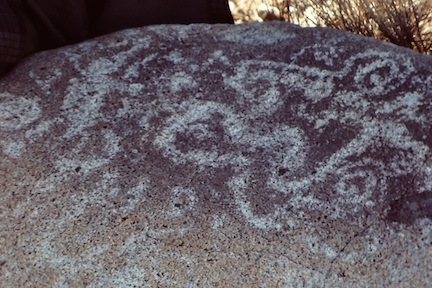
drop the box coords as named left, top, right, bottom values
left=229, top=0, right=432, bottom=54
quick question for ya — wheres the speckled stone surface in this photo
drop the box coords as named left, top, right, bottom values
left=1, top=22, right=431, bottom=287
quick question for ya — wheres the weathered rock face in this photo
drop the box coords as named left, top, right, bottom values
left=1, top=22, right=431, bottom=287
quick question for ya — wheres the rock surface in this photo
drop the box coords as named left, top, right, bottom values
left=1, top=22, right=431, bottom=287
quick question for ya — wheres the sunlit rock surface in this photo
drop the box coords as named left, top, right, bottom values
left=1, top=22, right=431, bottom=287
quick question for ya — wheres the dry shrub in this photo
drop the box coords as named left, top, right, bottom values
left=231, top=0, right=432, bottom=54
left=305, top=0, right=432, bottom=54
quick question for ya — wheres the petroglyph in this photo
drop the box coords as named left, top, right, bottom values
left=1, top=22, right=431, bottom=286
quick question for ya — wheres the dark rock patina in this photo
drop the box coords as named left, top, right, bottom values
left=0, top=22, right=431, bottom=286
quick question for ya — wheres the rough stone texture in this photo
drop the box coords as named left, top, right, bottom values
left=1, top=22, right=431, bottom=287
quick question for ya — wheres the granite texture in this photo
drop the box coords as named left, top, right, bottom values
left=0, top=22, right=431, bottom=287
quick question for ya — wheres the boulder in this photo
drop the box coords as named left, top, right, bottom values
left=0, top=22, right=431, bottom=287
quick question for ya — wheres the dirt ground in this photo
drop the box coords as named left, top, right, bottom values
left=229, top=0, right=316, bottom=25
left=229, top=0, right=280, bottom=23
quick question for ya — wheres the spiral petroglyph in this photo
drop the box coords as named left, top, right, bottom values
left=1, top=22, right=431, bottom=286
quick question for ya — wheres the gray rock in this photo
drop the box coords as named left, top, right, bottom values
left=0, top=22, right=431, bottom=287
